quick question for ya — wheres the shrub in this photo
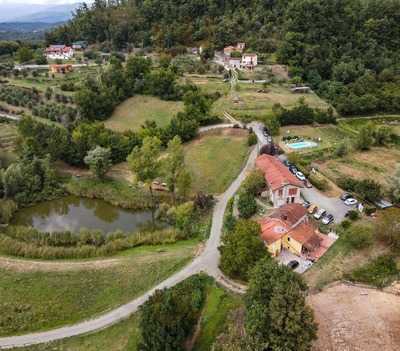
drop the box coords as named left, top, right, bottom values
left=349, top=255, right=398, bottom=288
left=308, top=173, right=329, bottom=191
left=237, top=192, right=257, bottom=219
left=343, top=224, right=374, bottom=249
left=347, top=210, right=360, bottom=221
left=247, top=132, right=257, bottom=146
left=241, top=170, right=265, bottom=195
left=0, top=199, right=17, bottom=224
left=0, top=226, right=179, bottom=259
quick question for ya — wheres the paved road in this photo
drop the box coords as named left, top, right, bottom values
left=277, top=155, right=350, bottom=223
left=0, top=144, right=257, bottom=349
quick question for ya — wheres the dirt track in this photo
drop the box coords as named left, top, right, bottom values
left=308, top=282, right=400, bottom=351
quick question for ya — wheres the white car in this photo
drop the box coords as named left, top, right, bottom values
left=344, top=198, right=358, bottom=206
left=314, top=208, right=326, bottom=220
left=295, top=171, right=306, bottom=181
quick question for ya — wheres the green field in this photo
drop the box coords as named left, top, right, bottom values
left=184, top=129, right=250, bottom=194
left=19, top=280, right=241, bottom=351
left=105, top=95, right=184, bottom=132
left=212, top=83, right=332, bottom=120
left=0, top=240, right=197, bottom=336
left=0, top=121, right=18, bottom=167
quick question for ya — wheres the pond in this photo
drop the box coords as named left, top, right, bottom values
left=12, top=196, right=156, bottom=234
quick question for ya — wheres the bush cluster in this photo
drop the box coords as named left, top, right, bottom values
left=0, top=226, right=179, bottom=260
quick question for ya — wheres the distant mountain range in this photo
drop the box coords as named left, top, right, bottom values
left=0, top=2, right=83, bottom=40
left=0, top=3, right=82, bottom=24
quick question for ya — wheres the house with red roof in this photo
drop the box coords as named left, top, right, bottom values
left=45, top=45, right=74, bottom=60
left=256, top=154, right=304, bottom=208
left=259, top=203, right=334, bottom=259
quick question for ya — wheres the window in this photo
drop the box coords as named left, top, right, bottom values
left=289, top=188, right=297, bottom=196
left=278, top=189, right=283, bottom=198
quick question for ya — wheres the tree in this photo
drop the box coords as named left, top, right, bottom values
left=376, top=208, right=400, bottom=251
left=264, top=114, right=280, bottom=136
left=16, top=47, right=34, bottom=63
left=128, top=136, right=162, bottom=224
left=355, top=124, right=375, bottom=151
left=176, top=169, right=192, bottom=200
left=237, top=192, right=257, bottom=219
left=390, top=164, right=400, bottom=204
left=373, top=126, right=391, bottom=146
left=139, top=275, right=208, bottom=351
left=84, top=146, right=112, bottom=179
left=163, top=136, right=185, bottom=204
left=245, top=257, right=317, bottom=351
left=219, top=219, right=267, bottom=281
left=241, top=170, right=265, bottom=196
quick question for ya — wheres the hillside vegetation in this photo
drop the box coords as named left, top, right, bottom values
left=47, top=0, right=400, bottom=117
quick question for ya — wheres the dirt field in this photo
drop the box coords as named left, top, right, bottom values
left=317, top=147, right=400, bottom=191
left=309, top=282, right=400, bottom=351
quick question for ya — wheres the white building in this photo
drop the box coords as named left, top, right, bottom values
left=256, top=154, right=304, bottom=208
left=45, top=45, right=74, bottom=60
left=241, top=53, right=258, bottom=69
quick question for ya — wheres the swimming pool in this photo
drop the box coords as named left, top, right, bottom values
left=287, top=141, right=318, bottom=150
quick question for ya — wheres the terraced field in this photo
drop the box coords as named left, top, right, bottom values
left=0, top=122, right=18, bottom=152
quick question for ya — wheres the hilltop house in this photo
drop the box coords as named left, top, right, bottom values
left=45, top=45, right=74, bottom=60
left=224, top=42, right=246, bottom=56
left=241, top=53, right=258, bottom=70
left=259, top=204, right=332, bottom=259
left=256, top=154, right=304, bottom=207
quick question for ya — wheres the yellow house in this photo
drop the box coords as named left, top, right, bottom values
left=259, top=204, right=323, bottom=258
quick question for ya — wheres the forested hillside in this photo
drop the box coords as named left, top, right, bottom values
left=47, top=0, right=400, bottom=116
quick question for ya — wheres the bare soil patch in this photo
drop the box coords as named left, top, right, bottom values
left=309, top=282, right=400, bottom=351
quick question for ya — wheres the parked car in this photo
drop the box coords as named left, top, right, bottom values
left=308, top=204, right=318, bottom=214
left=288, top=260, right=299, bottom=270
left=296, top=171, right=306, bottom=181
left=314, top=208, right=326, bottom=220
left=344, top=198, right=358, bottom=206
left=340, top=192, right=353, bottom=201
left=303, top=201, right=311, bottom=208
left=289, top=166, right=298, bottom=174
left=322, top=214, right=334, bottom=225
left=283, top=160, right=292, bottom=167
left=304, top=180, right=313, bottom=188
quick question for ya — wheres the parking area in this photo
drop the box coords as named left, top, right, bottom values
left=277, top=249, right=313, bottom=274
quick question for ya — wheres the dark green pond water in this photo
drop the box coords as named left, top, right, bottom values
left=12, top=196, right=155, bottom=234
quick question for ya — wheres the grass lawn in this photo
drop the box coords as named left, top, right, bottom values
left=19, top=280, right=241, bottom=351
left=184, top=129, right=250, bottom=194
left=105, top=95, right=184, bottom=132
left=0, top=121, right=18, bottom=167
left=0, top=240, right=197, bottom=336
left=213, top=83, right=332, bottom=121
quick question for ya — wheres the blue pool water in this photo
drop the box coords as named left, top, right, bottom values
left=287, top=141, right=318, bottom=150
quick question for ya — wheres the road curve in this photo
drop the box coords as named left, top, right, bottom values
left=0, top=145, right=258, bottom=349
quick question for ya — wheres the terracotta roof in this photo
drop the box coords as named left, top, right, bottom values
left=270, top=203, right=307, bottom=226
left=259, top=217, right=288, bottom=244
left=288, top=223, right=319, bottom=246
left=256, top=154, right=304, bottom=191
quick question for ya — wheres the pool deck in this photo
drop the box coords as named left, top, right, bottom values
left=279, top=140, right=319, bottom=153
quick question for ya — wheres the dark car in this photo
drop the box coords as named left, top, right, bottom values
left=340, top=192, right=353, bottom=201
left=303, top=201, right=311, bottom=208
left=283, top=160, right=292, bottom=167
left=289, top=166, right=298, bottom=174
left=322, top=214, right=334, bottom=225
left=288, top=260, right=299, bottom=270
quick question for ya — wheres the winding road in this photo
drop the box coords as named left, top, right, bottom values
left=0, top=137, right=258, bottom=349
